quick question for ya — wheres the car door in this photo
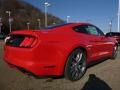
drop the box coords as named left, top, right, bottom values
left=96, top=27, right=114, bottom=57
left=85, top=25, right=111, bottom=61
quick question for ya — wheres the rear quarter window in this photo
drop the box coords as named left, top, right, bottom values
left=86, top=26, right=99, bottom=35
left=72, top=25, right=88, bottom=34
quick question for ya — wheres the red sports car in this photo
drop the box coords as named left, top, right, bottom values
left=4, top=23, right=118, bottom=81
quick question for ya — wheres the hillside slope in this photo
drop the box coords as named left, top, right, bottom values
left=0, top=0, right=64, bottom=34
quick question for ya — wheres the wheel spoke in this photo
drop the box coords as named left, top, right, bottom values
left=78, top=53, right=83, bottom=63
left=74, top=72, right=79, bottom=79
left=72, top=57, right=77, bottom=62
left=71, top=69, right=76, bottom=78
left=71, top=68, right=79, bottom=78
left=70, top=65, right=76, bottom=73
left=77, top=65, right=84, bottom=73
left=77, top=65, right=82, bottom=71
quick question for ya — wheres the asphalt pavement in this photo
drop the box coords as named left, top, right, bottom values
left=0, top=41, right=120, bottom=90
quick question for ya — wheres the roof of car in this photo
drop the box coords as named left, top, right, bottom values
left=45, top=22, right=91, bottom=29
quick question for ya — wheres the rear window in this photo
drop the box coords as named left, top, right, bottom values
left=72, top=25, right=88, bottom=34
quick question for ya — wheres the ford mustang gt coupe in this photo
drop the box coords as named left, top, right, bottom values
left=4, top=23, right=118, bottom=81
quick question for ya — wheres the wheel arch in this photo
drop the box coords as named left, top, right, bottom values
left=62, top=46, right=88, bottom=75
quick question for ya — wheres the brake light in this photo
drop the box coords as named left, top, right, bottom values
left=20, top=37, right=37, bottom=48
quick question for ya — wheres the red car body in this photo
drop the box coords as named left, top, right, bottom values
left=3, top=23, right=117, bottom=80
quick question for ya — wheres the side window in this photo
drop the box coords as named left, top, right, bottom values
left=73, top=25, right=88, bottom=34
left=73, top=25, right=104, bottom=36
left=97, top=28, right=105, bottom=36
left=85, top=26, right=99, bottom=36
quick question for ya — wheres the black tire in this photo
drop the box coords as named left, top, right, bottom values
left=111, top=45, right=118, bottom=60
left=64, top=48, right=87, bottom=81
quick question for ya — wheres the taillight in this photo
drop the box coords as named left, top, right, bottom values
left=20, top=36, right=37, bottom=48
left=5, top=35, right=37, bottom=48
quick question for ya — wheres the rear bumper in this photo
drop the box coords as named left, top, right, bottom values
left=3, top=45, right=66, bottom=76
left=4, top=57, right=59, bottom=76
